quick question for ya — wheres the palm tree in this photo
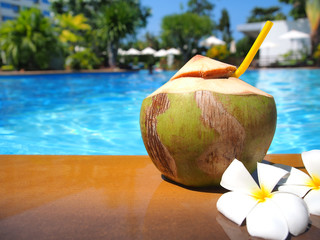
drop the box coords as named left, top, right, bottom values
left=306, top=0, right=320, bottom=54
left=94, top=0, right=150, bottom=68
left=55, top=13, right=102, bottom=69
left=0, top=8, right=59, bottom=70
left=55, top=13, right=91, bottom=51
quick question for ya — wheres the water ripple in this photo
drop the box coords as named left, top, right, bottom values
left=0, top=69, right=319, bottom=154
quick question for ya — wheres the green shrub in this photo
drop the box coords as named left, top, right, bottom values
left=1, top=65, right=15, bottom=71
left=206, top=45, right=230, bottom=60
left=313, top=43, right=320, bottom=59
left=0, top=8, right=61, bottom=70
left=65, top=48, right=101, bottom=70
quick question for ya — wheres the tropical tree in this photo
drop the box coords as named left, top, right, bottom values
left=306, top=0, right=320, bottom=54
left=187, top=0, right=215, bottom=16
left=279, top=0, right=307, bottom=19
left=124, top=32, right=160, bottom=50
left=187, top=0, right=216, bottom=29
left=51, top=0, right=150, bottom=68
left=236, top=36, right=255, bottom=58
left=247, top=6, right=287, bottom=23
left=93, top=0, right=150, bottom=68
left=161, top=12, right=214, bottom=63
left=218, top=9, right=233, bottom=46
left=55, top=13, right=91, bottom=52
left=0, top=8, right=60, bottom=70
left=54, top=12, right=98, bottom=69
left=144, top=32, right=161, bottom=50
left=51, top=0, right=111, bottom=20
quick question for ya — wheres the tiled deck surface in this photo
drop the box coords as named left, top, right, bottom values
left=0, top=154, right=319, bottom=239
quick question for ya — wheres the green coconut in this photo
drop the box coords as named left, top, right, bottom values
left=140, top=55, right=277, bottom=187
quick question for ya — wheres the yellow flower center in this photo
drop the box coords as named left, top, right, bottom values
left=307, top=175, right=320, bottom=190
left=252, top=186, right=272, bottom=203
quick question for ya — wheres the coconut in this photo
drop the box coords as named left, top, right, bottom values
left=140, top=55, right=277, bottom=187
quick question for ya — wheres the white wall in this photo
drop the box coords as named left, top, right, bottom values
left=259, top=19, right=311, bottom=66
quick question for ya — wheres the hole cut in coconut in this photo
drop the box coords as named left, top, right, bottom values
left=170, top=55, right=237, bottom=81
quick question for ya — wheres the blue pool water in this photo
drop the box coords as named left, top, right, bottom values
left=0, top=69, right=319, bottom=155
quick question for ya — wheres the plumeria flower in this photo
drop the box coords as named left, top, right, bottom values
left=278, top=150, right=320, bottom=216
left=217, top=159, right=310, bottom=240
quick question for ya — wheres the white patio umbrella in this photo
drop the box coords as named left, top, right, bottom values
left=166, top=48, right=181, bottom=55
left=165, top=48, right=180, bottom=68
left=117, top=48, right=126, bottom=55
left=200, top=36, right=225, bottom=47
left=279, top=30, right=310, bottom=59
left=279, top=30, right=309, bottom=40
left=125, top=48, right=141, bottom=55
left=141, top=47, right=156, bottom=55
left=154, top=49, right=167, bottom=57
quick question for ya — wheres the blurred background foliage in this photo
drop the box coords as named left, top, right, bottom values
left=0, top=8, right=60, bottom=70
left=0, top=0, right=319, bottom=70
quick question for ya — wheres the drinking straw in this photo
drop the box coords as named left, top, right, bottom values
left=233, top=21, right=273, bottom=78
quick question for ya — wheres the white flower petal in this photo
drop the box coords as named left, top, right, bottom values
left=220, top=159, right=260, bottom=194
left=304, top=189, right=320, bottom=216
left=271, top=192, right=310, bottom=236
left=247, top=200, right=289, bottom=240
left=257, top=162, right=288, bottom=193
left=283, top=167, right=313, bottom=186
left=302, top=150, right=320, bottom=180
left=278, top=185, right=311, bottom=198
left=217, top=191, right=258, bottom=225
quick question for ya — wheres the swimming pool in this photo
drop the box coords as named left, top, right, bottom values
left=0, top=69, right=319, bottom=155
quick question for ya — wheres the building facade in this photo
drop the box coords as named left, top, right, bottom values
left=237, top=19, right=311, bottom=67
left=0, top=0, right=51, bottom=23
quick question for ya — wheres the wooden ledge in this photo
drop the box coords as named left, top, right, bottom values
left=0, top=154, right=318, bottom=239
